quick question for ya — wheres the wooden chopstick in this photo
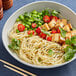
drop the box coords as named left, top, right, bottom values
left=4, top=65, right=27, bottom=76
left=0, top=59, right=36, bottom=76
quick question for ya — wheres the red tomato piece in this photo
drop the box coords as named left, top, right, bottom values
left=43, top=15, right=50, bottom=23
left=18, top=24, right=25, bottom=32
left=51, top=30, right=57, bottom=34
left=50, top=16, right=58, bottom=21
left=53, top=16, right=58, bottom=21
left=57, top=28, right=60, bottom=33
left=36, top=27, right=41, bottom=34
left=47, top=36, right=52, bottom=41
left=28, top=30, right=34, bottom=35
left=32, top=23, right=37, bottom=28
left=50, top=16, right=53, bottom=20
left=39, top=32, right=46, bottom=39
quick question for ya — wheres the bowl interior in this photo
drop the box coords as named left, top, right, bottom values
left=2, top=1, right=76, bottom=68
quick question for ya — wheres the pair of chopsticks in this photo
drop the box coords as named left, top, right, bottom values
left=0, top=59, right=36, bottom=76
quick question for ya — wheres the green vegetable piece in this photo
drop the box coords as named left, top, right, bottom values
left=28, top=29, right=32, bottom=30
left=28, top=19, right=34, bottom=22
left=31, top=10, right=38, bottom=14
left=16, top=18, right=20, bottom=22
left=22, top=22, right=26, bottom=26
left=24, top=28, right=27, bottom=31
left=19, top=15, right=24, bottom=20
left=38, top=12, right=42, bottom=16
left=25, top=24, right=30, bottom=28
left=34, top=18, right=41, bottom=22
left=64, top=36, right=76, bottom=61
left=25, top=17, right=29, bottom=21
left=38, top=22, right=42, bottom=26
left=38, top=58, right=42, bottom=62
left=71, top=36, right=76, bottom=46
left=51, top=10, right=60, bottom=16
left=64, top=47, right=74, bottom=61
left=48, top=49, right=53, bottom=56
left=59, top=27, right=66, bottom=38
left=65, top=39, right=71, bottom=45
left=32, top=14, right=38, bottom=18
left=16, top=29, right=20, bottom=33
left=73, top=49, right=76, bottom=53
left=41, top=29, right=51, bottom=35
left=64, top=46, right=73, bottom=52
left=26, top=22, right=31, bottom=26
left=8, top=38, right=20, bottom=50
left=42, top=9, right=50, bottom=16
left=8, top=44, right=13, bottom=49
left=24, top=12, right=31, bottom=18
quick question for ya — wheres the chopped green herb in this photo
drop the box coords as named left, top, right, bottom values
left=16, top=29, right=20, bottom=33
left=48, top=49, right=53, bottom=56
left=64, top=47, right=74, bottom=61
left=65, top=39, right=71, bottom=45
left=59, top=27, right=66, bottom=38
left=71, top=36, right=76, bottom=46
left=38, top=58, right=42, bottom=62
left=65, top=36, right=76, bottom=46
left=64, top=36, right=76, bottom=61
left=41, top=29, right=51, bottom=35
left=8, top=38, right=20, bottom=50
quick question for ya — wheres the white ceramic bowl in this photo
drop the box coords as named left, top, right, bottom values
left=2, top=1, right=76, bottom=68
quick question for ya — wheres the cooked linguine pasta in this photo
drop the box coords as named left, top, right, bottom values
left=8, top=22, right=64, bottom=66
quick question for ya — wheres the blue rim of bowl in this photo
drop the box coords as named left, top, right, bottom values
left=2, top=1, right=76, bottom=69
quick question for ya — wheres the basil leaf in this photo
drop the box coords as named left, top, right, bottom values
left=64, top=47, right=74, bottom=61
left=41, top=29, right=51, bottom=35
left=71, top=36, right=76, bottom=45
left=64, top=51, right=74, bottom=61
left=8, top=38, right=20, bottom=50
left=65, top=36, right=76, bottom=61
left=73, top=49, right=76, bottom=53
left=64, top=46, right=73, bottom=52
left=65, top=39, right=71, bottom=45
left=59, top=27, right=66, bottom=38
left=48, top=49, right=53, bottom=56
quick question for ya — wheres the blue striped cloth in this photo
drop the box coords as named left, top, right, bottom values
left=0, top=0, right=76, bottom=76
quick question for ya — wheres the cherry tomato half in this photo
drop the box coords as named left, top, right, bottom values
left=50, top=16, right=58, bottom=21
left=18, top=24, right=25, bottom=32
left=39, top=32, right=46, bottom=39
left=51, top=30, right=57, bottom=34
left=32, top=23, right=37, bottom=28
left=47, top=36, right=52, bottom=41
left=36, top=27, right=41, bottom=34
left=28, top=30, right=34, bottom=35
left=43, top=15, right=50, bottom=23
